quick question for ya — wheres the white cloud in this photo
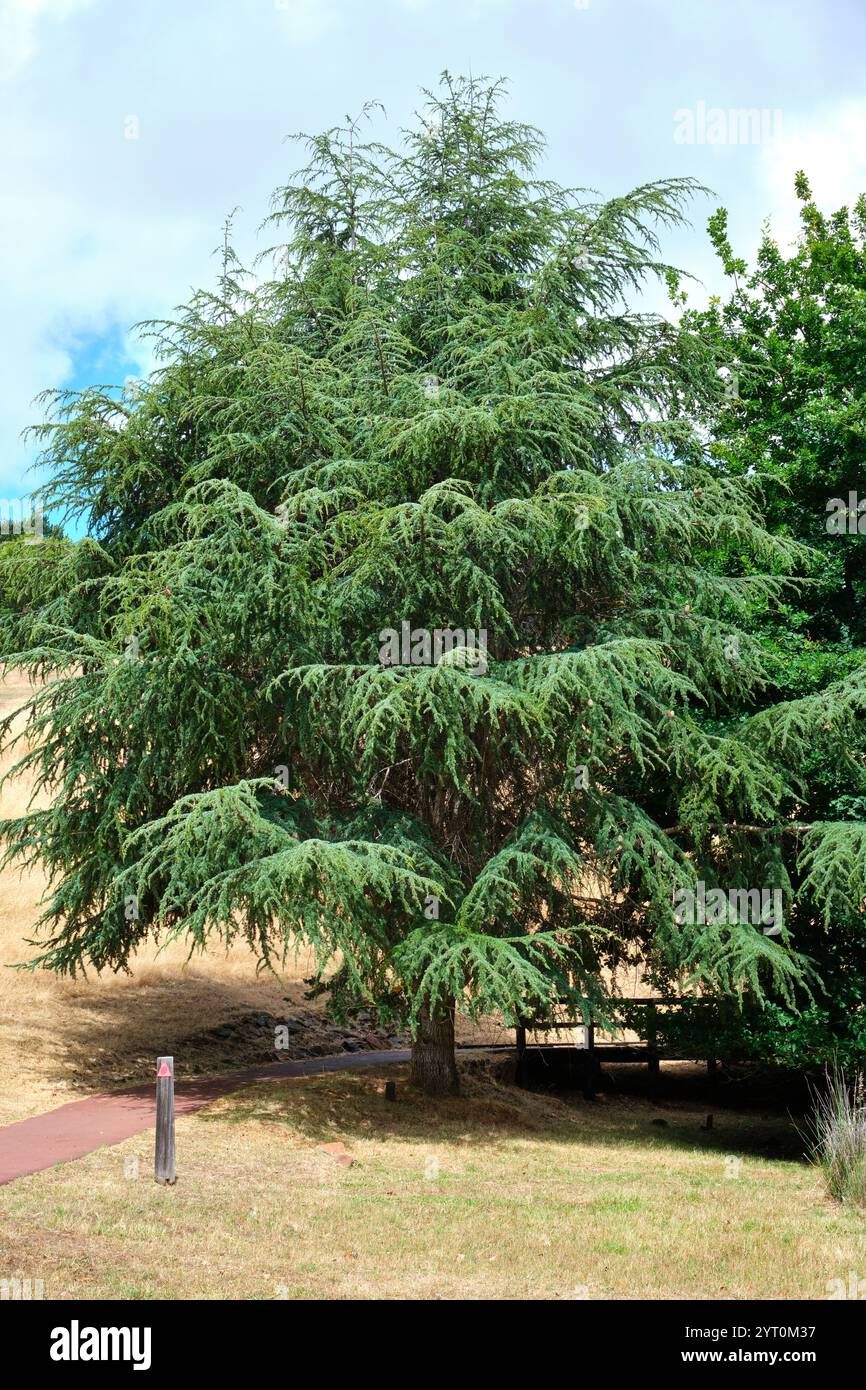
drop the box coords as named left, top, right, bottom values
left=758, top=99, right=866, bottom=250
left=3, top=0, right=866, bottom=509
left=0, top=0, right=96, bottom=79
left=272, top=0, right=338, bottom=43
left=0, top=184, right=208, bottom=496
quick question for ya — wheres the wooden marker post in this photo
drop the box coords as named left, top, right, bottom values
left=155, top=1055, right=176, bottom=1185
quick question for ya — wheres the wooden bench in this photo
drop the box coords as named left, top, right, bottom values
left=515, top=998, right=719, bottom=1095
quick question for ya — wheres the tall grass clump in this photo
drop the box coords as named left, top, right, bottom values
left=801, top=1066, right=866, bottom=1207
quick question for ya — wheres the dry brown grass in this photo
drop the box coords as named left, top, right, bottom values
left=1, top=1060, right=864, bottom=1301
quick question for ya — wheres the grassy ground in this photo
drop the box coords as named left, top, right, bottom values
left=1, top=1059, right=864, bottom=1301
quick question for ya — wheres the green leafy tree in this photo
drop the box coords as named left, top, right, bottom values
left=2, top=77, right=859, bottom=1094
left=679, top=175, right=866, bottom=1066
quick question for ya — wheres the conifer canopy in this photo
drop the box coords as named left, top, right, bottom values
left=2, top=76, right=863, bottom=1088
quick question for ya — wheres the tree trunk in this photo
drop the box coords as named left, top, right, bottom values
left=410, top=1007, right=460, bottom=1096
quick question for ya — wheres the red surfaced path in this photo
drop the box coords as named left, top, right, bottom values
left=0, top=1049, right=411, bottom=1187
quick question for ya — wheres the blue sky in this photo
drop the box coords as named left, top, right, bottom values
left=2, top=0, right=866, bottom=526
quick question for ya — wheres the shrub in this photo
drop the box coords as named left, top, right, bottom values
left=801, top=1066, right=866, bottom=1207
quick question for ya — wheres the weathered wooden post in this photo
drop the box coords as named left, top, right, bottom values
left=155, top=1056, right=176, bottom=1185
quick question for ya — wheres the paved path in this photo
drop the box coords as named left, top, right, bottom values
left=0, top=1049, right=411, bottom=1187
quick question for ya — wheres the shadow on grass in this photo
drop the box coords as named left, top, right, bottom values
left=30, top=973, right=313, bottom=1096
left=195, top=1059, right=810, bottom=1165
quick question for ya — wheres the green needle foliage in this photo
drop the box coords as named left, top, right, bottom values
left=2, top=75, right=861, bottom=1090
